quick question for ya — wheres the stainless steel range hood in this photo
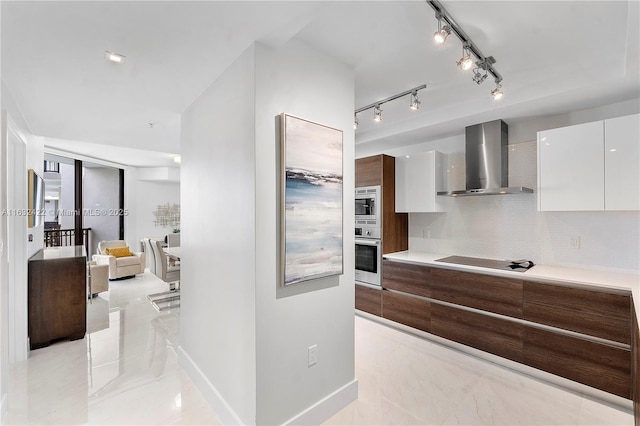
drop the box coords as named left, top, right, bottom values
left=437, top=119, right=533, bottom=197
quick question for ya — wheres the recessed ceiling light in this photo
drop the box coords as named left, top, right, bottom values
left=105, top=50, right=125, bottom=63
left=173, top=156, right=181, bottom=164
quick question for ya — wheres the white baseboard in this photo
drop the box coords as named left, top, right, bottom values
left=179, top=346, right=358, bottom=426
left=282, top=379, right=358, bottom=426
left=177, top=347, right=248, bottom=425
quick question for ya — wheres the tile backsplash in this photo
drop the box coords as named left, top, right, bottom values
left=408, top=141, right=640, bottom=272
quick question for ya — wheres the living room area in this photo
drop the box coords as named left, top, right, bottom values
left=4, top=148, right=192, bottom=422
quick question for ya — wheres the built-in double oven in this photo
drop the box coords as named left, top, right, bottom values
left=355, top=186, right=382, bottom=286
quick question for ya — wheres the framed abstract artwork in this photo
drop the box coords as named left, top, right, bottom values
left=280, top=113, right=343, bottom=286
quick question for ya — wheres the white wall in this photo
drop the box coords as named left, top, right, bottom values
left=253, top=40, right=355, bottom=425
left=1, top=78, right=44, bottom=413
left=180, top=39, right=356, bottom=425
left=0, top=4, right=5, bottom=407
left=180, top=45, right=258, bottom=425
left=131, top=174, right=180, bottom=253
left=1, top=81, right=43, bottom=258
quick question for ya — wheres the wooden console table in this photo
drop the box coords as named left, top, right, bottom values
left=28, top=245, right=87, bottom=349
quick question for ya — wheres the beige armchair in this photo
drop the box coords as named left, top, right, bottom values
left=88, top=261, right=109, bottom=298
left=93, top=240, right=145, bottom=280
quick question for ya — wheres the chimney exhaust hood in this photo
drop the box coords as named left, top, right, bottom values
left=437, top=119, right=533, bottom=197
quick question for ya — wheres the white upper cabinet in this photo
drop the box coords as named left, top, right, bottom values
left=537, top=113, right=639, bottom=212
left=538, top=121, right=605, bottom=211
left=604, top=114, right=640, bottom=211
left=395, top=151, right=447, bottom=212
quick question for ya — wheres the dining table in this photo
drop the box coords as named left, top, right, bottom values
left=164, top=246, right=181, bottom=261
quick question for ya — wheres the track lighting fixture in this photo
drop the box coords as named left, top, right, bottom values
left=491, top=82, right=504, bottom=100
left=427, top=1, right=505, bottom=100
left=457, top=44, right=473, bottom=71
left=373, top=105, right=383, bottom=122
left=410, top=91, right=421, bottom=110
left=354, top=85, right=427, bottom=129
left=433, top=12, right=451, bottom=44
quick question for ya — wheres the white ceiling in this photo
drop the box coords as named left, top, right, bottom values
left=2, top=1, right=639, bottom=166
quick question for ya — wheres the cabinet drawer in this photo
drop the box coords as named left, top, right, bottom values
left=431, top=303, right=523, bottom=363
left=524, top=282, right=631, bottom=345
left=523, top=326, right=631, bottom=399
left=382, top=260, right=431, bottom=298
left=382, top=291, right=430, bottom=333
left=355, top=284, right=382, bottom=316
left=431, top=268, right=523, bottom=318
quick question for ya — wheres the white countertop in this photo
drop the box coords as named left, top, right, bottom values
left=384, top=251, right=640, bottom=319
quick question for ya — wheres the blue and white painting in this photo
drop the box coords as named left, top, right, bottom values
left=282, top=114, right=343, bottom=286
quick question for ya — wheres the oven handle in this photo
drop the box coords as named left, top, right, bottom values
left=355, top=239, right=380, bottom=246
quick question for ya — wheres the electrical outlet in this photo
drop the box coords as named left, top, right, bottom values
left=422, top=229, right=431, bottom=239
left=570, top=236, right=581, bottom=249
left=308, top=345, right=318, bottom=367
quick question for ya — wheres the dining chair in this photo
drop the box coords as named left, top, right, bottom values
left=143, top=238, right=157, bottom=275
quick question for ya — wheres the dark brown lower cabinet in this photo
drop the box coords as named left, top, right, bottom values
left=632, top=303, right=639, bottom=426
left=28, top=246, right=87, bottom=350
left=355, top=284, right=382, bottom=316
left=524, top=281, right=631, bottom=345
left=382, top=260, right=431, bottom=298
left=523, top=326, right=631, bottom=399
left=382, top=291, right=430, bottom=333
left=430, top=303, right=523, bottom=363
left=379, top=260, right=637, bottom=401
left=431, top=268, right=523, bottom=319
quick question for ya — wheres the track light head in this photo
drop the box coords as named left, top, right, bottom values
left=433, top=25, right=451, bottom=44
left=434, top=26, right=451, bottom=44
left=472, top=70, right=487, bottom=84
left=433, top=12, right=451, bottom=44
left=373, top=105, right=383, bottom=122
left=457, top=45, right=473, bottom=71
left=491, top=83, right=504, bottom=100
left=409, top=92, right=421, bottom=110
left=472, top=64, right=488, bottom=85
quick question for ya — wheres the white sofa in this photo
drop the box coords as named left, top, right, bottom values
left=93, top=240, right=146, bottom=280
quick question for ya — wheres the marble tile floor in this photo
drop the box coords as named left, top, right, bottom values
left=2, top=272, right=221, bottom=425
left=2, top=273, right=634, bottom=425
left=324, top=315, right=634, bottom=426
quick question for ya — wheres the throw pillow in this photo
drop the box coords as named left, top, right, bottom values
left=104, top=246, right=133, bottom=258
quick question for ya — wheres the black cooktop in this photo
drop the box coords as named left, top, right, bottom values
left=435, top=255, right=534, bottom=273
